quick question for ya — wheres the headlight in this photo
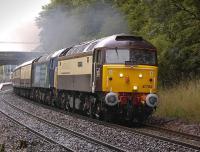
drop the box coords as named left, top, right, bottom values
left=133, top=85, right=138, bottom=91
left=139, top=73, right=143, bottom=78
left=119, top=73, right=123, bottom=78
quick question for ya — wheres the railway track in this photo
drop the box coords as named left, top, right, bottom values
left=0, top=111, right=72, bottom=151
left=141, top=124, right=200, bottom=150
left=29, top=97, right=200, bottom=151
left=0, top=90, right=125, bottom=152
left=0, top=89, right=72, bottom=151
left=80, top=113, right=200, bottom=151
left=2, top=90, right=200, bottom=151
left=32, top=97, right=200, bottom=151
left=71, top=113, right=200, bottom=151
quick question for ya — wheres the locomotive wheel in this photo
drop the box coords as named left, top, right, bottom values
left=104, top=107, right=115, bottom=122
left=30, top=90, right=33, bottom=100
left=79, top=100, right=87, bottom=115
left=104, top=110, right=112, bottom=122
left=25, top=90, right=28, bottom=98
left=38, top=91, right=41, bottom=103
left=35, top=90, right=39, bottom=102
left=39, top=92, right=43, bottom=103
left=24, top=90, right=27, bottom=98
left=136, top=109, right=148, bottom=123
left=55, top=97, right=61, bottom=108
left=50, top=91, right=57, bottom=107
left=48, top=91, right=53, bottom=106
left=79, top=96, right=90, bottom=116
left=41, top=92, right=45, bottom=104
left=88, top=97, right=96, bottom=118
left=94, top=102, right=102, bottom=120
left=79, top=95, right=87, bottom=115
left=40, top=92, right=43, bottom=103
left=65, top=95, right=71, bottom=112
left=51, top=96, right=56, bottom=107
left=125, top=101, right=133, bottom=125
left=44, top=92, right=51, bottom=106
left=27, top=90, right=30, bottom=99
left=32, top=90, right=35, bottom=100
left=60, top=93, right=66, bottom=110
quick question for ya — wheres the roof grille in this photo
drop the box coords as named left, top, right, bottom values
left=115, top=36, right=143, bottom=41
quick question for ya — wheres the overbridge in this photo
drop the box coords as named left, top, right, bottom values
left=0, top=51, right=43, bottom=65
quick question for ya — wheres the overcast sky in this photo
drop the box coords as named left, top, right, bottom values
left=0, top=0, right=50, bottom=51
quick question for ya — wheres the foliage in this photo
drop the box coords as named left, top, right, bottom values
left=35, top=0, right=127, bottom=52
left=115, top=0, right=200, bottom=86
left=36, top=0, right=200, bottom=86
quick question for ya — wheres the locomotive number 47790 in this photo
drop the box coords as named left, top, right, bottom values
left=12, top=34, right=158, bottom=123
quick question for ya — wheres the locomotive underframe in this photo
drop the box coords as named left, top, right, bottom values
left=13, top=86, right=154, bottom=122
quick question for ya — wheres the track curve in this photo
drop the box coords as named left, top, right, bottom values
left=0, top=90, right=125, bottom=152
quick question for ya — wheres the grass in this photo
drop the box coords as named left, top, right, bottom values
left=155, top=80, right=200, bottom=122
left=0, top=144, right=5, bottom=152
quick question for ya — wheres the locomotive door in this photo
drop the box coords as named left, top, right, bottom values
left=92, top=50, right=103, bottom=92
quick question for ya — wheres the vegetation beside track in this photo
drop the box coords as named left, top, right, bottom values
left=155, top=80, right=200, bottom=122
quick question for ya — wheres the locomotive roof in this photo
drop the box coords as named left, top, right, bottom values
left=51, top=48, right=67, bottom=58
left=61, top=34, right=156, bottom=57
left=60, top=40, right=98, bottom=57
left=94, top=34, right=156, bottom=50
left=35, top=48, right=67, bottom=63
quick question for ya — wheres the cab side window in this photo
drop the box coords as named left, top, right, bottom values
left=96, top=50, right=102, bottom=64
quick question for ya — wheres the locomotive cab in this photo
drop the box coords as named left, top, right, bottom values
left=93, top=35, right=158, bottom=121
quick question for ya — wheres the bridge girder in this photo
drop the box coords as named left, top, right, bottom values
left=0, top=51, right=43, bottom=65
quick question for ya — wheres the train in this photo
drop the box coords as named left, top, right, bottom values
left=12, top=34, right=158, bottom=123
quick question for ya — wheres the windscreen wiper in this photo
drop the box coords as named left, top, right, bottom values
left=125, top=60, right=137, bottom=65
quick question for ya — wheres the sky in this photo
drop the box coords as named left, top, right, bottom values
left=0, top=0, right=50, bottom=51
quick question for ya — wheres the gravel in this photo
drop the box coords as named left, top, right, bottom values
left=0, top=97, right=114, bottom=152
left=0, top=112, right=66, bottom=152
left=147, top=116, right=200, bottom=136
left=2, top=91, right=199, bottom=152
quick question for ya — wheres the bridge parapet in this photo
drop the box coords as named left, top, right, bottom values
left=0, top=51, right=43, bottom=65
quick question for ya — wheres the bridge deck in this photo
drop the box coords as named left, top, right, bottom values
left=0, top=51, right=42, bottom=65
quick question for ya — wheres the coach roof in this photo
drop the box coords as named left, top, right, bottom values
left=14, top=59, right=35, bottom=71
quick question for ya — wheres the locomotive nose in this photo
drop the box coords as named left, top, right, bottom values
left=146, top=94, right=158, bottom=108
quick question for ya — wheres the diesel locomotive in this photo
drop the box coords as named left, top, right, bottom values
left=12, top=34, right=158, bottom=122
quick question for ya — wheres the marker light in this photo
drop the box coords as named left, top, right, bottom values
left=139, top=73, right=143, bottom=78
left=133, top=85, right=138, bottom=91
left=119, top=73, right=124, bottom=78
left=125, top=76, right=130, bottom=83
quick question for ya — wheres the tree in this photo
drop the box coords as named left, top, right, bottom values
left=35, top=0, right=127, bottom=52
left=36, top=0, right=200, bottom=86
